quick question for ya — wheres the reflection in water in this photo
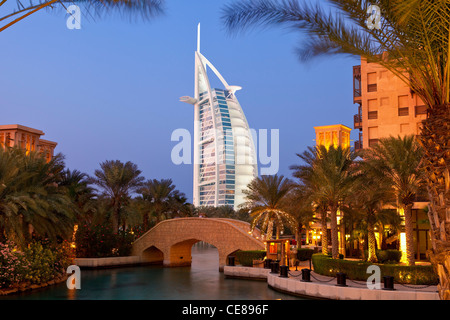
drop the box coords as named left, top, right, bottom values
left=2, top=243, right=302, bottom=300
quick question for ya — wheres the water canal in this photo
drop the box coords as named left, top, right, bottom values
left=3, top=243, right=302, bottom=300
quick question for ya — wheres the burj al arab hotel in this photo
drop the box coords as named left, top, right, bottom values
left=180, top=24, right=258, bottom=210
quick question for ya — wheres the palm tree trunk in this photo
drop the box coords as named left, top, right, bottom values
left=320, top=210, right=328, bottom=255
left=266, top=219, right=273, bottom=240
left=330, top=205, right=339, bottom=259
left=112, top=201, right=121, bottom=233
left=404, top=204, right=416, bottom=266
left=419, top=104, right=450, bottom=299
left=367, top=212, right=378, bottom=263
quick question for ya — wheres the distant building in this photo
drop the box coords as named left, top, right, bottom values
left=0, top=124, right=57, bottom=162
left=180, top=24, right=258, bottom=210
left=314, top=124, right=351, bottom=150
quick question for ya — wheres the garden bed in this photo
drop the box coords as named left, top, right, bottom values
left=0, top=273, right=68, bottom=296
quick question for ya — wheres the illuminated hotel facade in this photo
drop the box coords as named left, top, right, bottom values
left=0, top=124, right=57, bottom=162
left=180, top=24, right=258, bottom=210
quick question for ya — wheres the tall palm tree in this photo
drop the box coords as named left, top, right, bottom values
left=362, top=135, right=424, bottom=265
left=90, top=160, right=144, bottom=232
left=242, top=174, right=297, bottom=240
left=298, top=145, right=357, bottom=259
left=290, top=146, right=329, bottom=254
left=0, top=0, right=164, bottom=33
left=222, top=0, right=450, bottom=299
left=348, top=170, right=395, bottom=263
left=283, top=185, right=316, bottom=248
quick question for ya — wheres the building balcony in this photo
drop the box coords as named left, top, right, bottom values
left=353, top=65, right=362, bottom=103
left=353, top=113, right=362, bottom=129
left=354, top=140, right=363, bottom=151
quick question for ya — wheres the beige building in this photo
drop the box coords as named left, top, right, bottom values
left=0, top=124, right=57, bottom=162
left=352, top=58, right=431, bottom=261
left=353, top=58, right=427, bottom=150
left=305, top=59, right=431, bottom=260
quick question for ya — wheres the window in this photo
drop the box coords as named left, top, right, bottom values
left=398, top=107, right=409, bottom=116
left=415, top=105, right=427, bottom=116
left=368, top=126, right=378, bottom=140
left=398, top=95, right=409, bottom=116
left=367, top=72, right=377, bottom=92
left=368, top=99, right=378, bottom=119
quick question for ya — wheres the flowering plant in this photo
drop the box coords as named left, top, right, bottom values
left=0, top=241, right=27, bottom=288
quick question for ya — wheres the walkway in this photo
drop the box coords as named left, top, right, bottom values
left=224, top=260, right=439, bottom=300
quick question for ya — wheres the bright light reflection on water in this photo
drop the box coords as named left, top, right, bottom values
left=3, top=243, right=303, bottom=300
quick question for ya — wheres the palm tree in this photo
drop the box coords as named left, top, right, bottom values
left=90, top=160, right=144, bottom=232
left=290, top=146, right=329, bottom=254
left=59, top=169, right=96, bottom=223
left=0, top=0, right=164, bottom=33
left=302, top=145, right=357, bottom=259
left=242, top=174, right=297, bottom=240
left=0, top=147, right=76, bottom=246
left=349, top=169, right=395, bottom=263
left=283, top=185, right=316, bottom=248
left=222, top=0, right=450, bottom=298
left=362, top=135, right=424, bottom=266
left=137, top=178, right=188, bottom=230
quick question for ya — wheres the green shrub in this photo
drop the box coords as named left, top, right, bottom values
left=74, top=224, right=135, bottom=258
left=376, top=250, right=402, bottom=263
left=363, top=249, right=402, bottom=263
left=312, top=254, right=438, bottom=285
left=23, top=241, right=57, bottom=284
left=327, top=253, right=344, bottom=259
left=297, top=248, right=314, bottom=261
left=235, top=250, right=266, bottom=266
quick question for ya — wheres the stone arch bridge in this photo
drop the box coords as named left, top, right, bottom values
left=132, top=218, right=264, bottom=271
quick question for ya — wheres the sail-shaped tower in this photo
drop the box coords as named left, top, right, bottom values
left=180, top=24, right=258, bottom=210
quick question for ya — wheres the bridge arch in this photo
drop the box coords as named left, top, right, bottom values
left=132, top=218, right=264, bottom=271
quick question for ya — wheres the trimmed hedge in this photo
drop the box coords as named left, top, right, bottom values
left=364, top=250, right=402, bottom=263
left=312, top=254, right=439, bottom=285
left=235, top=250, right=266, bottom=267
left=376, top=250, right=402, bottom=263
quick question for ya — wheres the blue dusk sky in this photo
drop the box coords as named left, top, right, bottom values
left=0, top=0, right=360, bottom=202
